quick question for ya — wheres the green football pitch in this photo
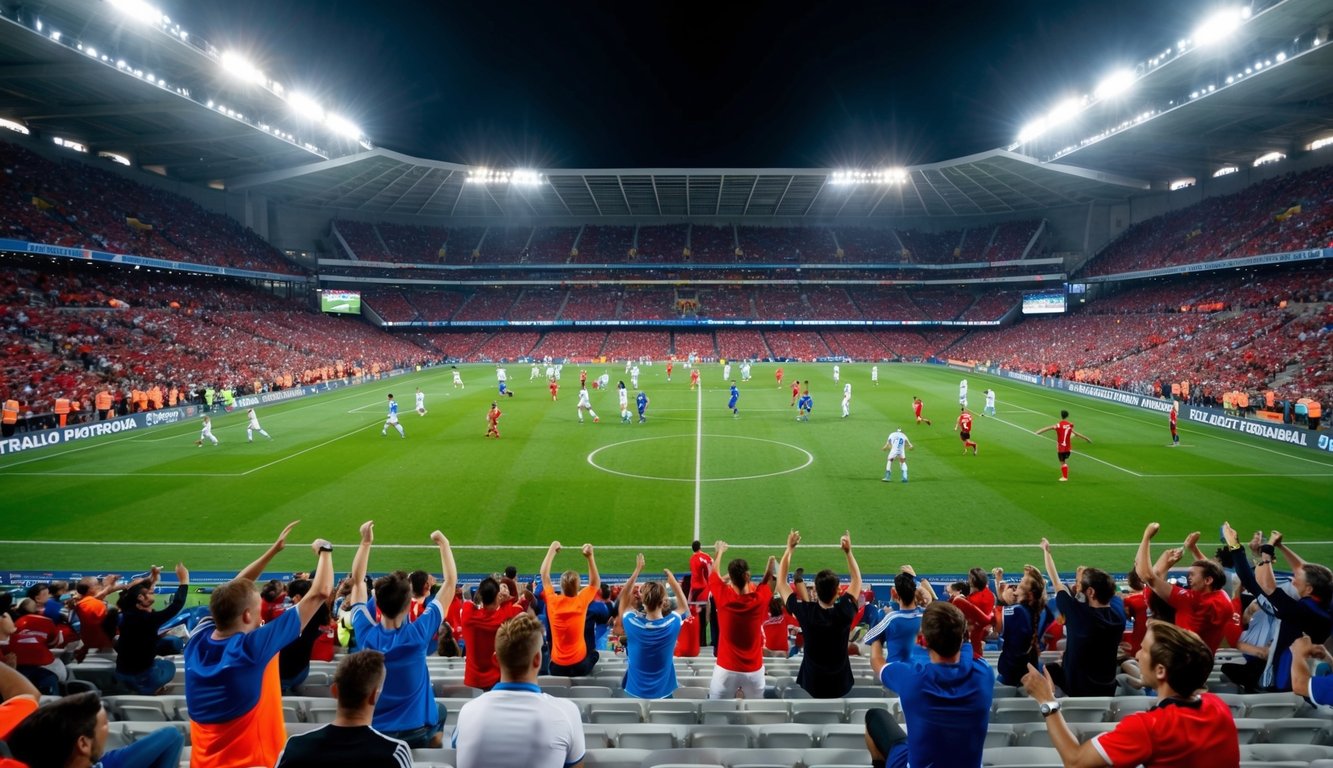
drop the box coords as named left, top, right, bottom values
left=3, top=362, right=1330, bottom=577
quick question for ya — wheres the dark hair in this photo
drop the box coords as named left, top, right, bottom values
left=1191, top=559, right=1226, bottom=591
left=477, top=577, right=500, bottom=606
left=920, top=601, right=967, bottom=658
left=691, top=540, right=702, bottom=553
left=950, top=581, right=970, bottom=597
left=1304, top=564, right=1333, bottom=604
left=1126, top=568, right=1144, bottom=592
left=1060, top=409, right=1069, bottom=419
left=1021, top=570, right=1048, bottom=656
left=116, top=582, right=152, bottom=613
left=768, top=595, right=784, bottom=617
left=1080, top=568, right=1116, bottom=604
left=373, top=572, right=412, bottom=619
left=6, top=691, right=103, bottom=768
left=409, top=570, right=431, bottom=597
left=727, top=558, right=749, bottom=589
left=814, top=569, right=840, bottom=604
left=1215, top=547, right=1235, bottom=569
left=334, top=650, right=385, bottom=710
left=968, top=567, right=988, bottom=593
left=893, top=573, right=916, bottom=605
left=287, top=578, right=312, bottom=601
left=25, top=584, right=48, bottom=600
left=503, top=565, right=518, bottom=579
left=1144, top=620, right=1213, bottom=695
left=260, top=579, right=286, bottom=603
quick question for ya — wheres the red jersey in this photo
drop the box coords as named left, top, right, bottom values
left=791, top=383, right=800, bottom=397
left=913, top=401, right=923, bottom=417
left=957, top=413, right=973, bottom=432
left=487, top=407, right=501, bottom=425
left=666, top=362, right=673, bottom=374
left=580, top=370, right=587, bottom=385
left=1092, top=693, right=1239, bottom=767
left=689, top=551, right=713, bottom=599
left=11, top=614, right=60, bottom=666
left=1169, top=409, right=1178, bottom=428
left=690, top=370, right=700, bottom=382
left=549, top=381, right=558, bottom=397
left=1054, top=420, right=1075, bottom=451
left=674, top=608, right=700, bottom=657
left=775, top=368, right=783, bottom=381
left=1122, top=591, right=1148, bottom=654
left=1166, top=586, right=1235, bottom=653
left=709, top=570, right=772, bottom=672
left=460, top=602, right=524, bottom=689
left=762, top=610, right=797, bottom=652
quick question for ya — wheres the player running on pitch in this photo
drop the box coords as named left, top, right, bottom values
left=728, top=380, right=740, bottom=417
left=636, top=390, right=649, bottom=423
left=882, top=427, right=913, bottom=483
left=415, top=387, right=428, bottom=416
left=797, top=391, right=813, bottom=421
left=382, top=393, right=405, bottom=438
left=1035, top=409, right=1092, bottom=482
left=195, top=415, right=218, bottom=446
left=618, top=381, right=631, bottom=423
left=913, top=396, right=933, bottom=426
left=841, top=382, right=852, bottom=418
left=245, top=408, right=272, bottom=442
left=955, top=407, right=978, bottom=455
left=549, top=377, right=559, bottom=402
left=452, top=366, right=464, bottom=389
left=577, top=385, right=600, bottom=423
left=485, top=401, right=502, bottom=438
left=983, top=388, right=995, bottom=417
left=1169, top=401, right=1180, bottom=446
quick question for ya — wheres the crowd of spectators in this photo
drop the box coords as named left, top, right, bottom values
left=4, top=520, right=1327, bottom=768
left=0, top=140, right=302, bottom=275
left=1086, top=164, right=1333, bottom=277
left=636, top=225, right=689, bottom=262
left=333, top=221, right=390, bottom=261
left=689, top=225, right=736, bottom=261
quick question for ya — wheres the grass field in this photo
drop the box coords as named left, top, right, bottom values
left=3, top=362, right=1331, bottom=577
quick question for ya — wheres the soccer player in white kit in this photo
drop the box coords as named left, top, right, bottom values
left=618, top=381, right=631, bottom=423
left=245, top=408, right=272, bottom=442
left=415, top=387, right=428, bottom=416
left=452, top=367, right=464, bottom=388
left=841, top=382, right=852, bottom=418
left=882, top=427, right=913, bottom=483
left=577, top=385, right=600, bottom=423
left=530, top=363, right=541, bottom=380
left=630, top=365, right=640, bottom=389
left=382, top=393, right=405, bottom=438
left=195, top=415, right=218, bottom=446
left=833, top=364, right=841, bottom=383
left=545, top=363, right=556, bottom=380
left=959, top=378, right=968, bottom=408
left=871, top=366, right=879, bottom=386
left=741, top=361, right=751, bottom=381
left=722, top=362, right=731, bottom=381
left=984, top=388, right=996, bottom=417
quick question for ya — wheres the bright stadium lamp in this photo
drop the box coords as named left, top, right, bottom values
left=109, top=0, right=164, bottom=25
left=325, top=114, right=362, bottom=140
left=1094, top=69, right=1136, bottom=100
left=286, top=92, right=325, bottom=122
left=1193, top=8, right=1244, bottom=47
left=1016, top=118, right=1048, bottom=144
left=1047, top=97, right=1082, bottom=127
left=221, top=51, right=265, bottom=85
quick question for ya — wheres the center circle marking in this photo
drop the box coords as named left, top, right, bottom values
left=586, top=434, right=813, bottom=482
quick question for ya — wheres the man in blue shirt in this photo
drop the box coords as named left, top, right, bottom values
left=618, top=554, right=689, bottom=698
left=863, top=571, right=924, bottom=663
left=797, top=393, right=813, bottom=421
left=867, top=601, right=994, bottom=768
left=349, top=520, right=457, bottom=748
left=381, top=394, right=404, bottom=438
left=728, top=381, right=740, bottom=417
left=636, top=391, right=649, bottom=423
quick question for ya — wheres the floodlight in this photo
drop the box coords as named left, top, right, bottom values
left=1017, top=118, right=1048, bottom=144
left=1213, top=166, right=1238, bottom=177
left=1253, top=151, right=1284, bottom=166
left=1047, top=97, right=1082, bottom=126
left=287, top=92, right=325, bottom=122
left=220, top=51, right=265, bottom=85
left=1094, top=69, right=1135, bottom=100
left=1169, top=178, right=1196, bottom=191
left=325, top=114, right=361, bottom=139
left=1193, top=8, right=1244, bottom=47
left=1309, top=136, right=1333, bottom=151
left=109, top=0, right=164, bottom=25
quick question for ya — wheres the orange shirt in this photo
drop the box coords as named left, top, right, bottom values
left=189, top=656, right=288, bottom=768
left=73, top=595, right=115, bottom=649
left=0, top=697, right=38, bottom=739
left=547, top=585, right=597, bottom=665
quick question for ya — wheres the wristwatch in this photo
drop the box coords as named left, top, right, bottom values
left=1039, top=701, right=1062, bottom=718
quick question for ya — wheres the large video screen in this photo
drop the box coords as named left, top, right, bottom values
left=1022, top=290, right=1067, bottom=315
left=320, top=290, right=362, bottom=315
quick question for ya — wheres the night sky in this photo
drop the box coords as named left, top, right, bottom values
left=178, top=0, right=1218, bottom=169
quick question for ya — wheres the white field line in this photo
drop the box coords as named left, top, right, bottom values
left=5, top=539, right=1332, bottom=551
left=990, top=377, right=1333, bottom=469
left=239, top=423, right=381, bottom=476
left=693, top=380, right=703, bottom=542
left=989, top=415, right=1143, bottom=477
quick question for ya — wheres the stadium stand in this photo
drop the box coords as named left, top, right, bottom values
left=576, top=225, right=636, bottom=262
left=690, top=224, right=737, bottom=261
left=376, top=222, right=449, bottom=263
left=737, top=226, right=834, bottom=262
left=601, top=331, right=674, bottom=361
left=333, top=220, right=389, bottom=261
left=637, top=224, right=688, bottom=261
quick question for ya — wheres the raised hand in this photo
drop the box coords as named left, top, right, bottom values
left=635, top=553, right=645, bottom=570
left=174, top=562, right=189, bottom=583
left=1184, top=531, right=1201, bottom=549
left=311, top=538, right=333, bottom=554
left=786, top=530, right=800, bottom=548
left=359, top=520, right=374, bottom=543
left=581, top=543, right=594, bottom=558
left=1164, top=547, right=1184, bottom=566
left=549, top=540, right=562, bottom=554
left=274, top=520, right=301, bottom=551
left=430, top=530, right=448, bottom=547
left=1039, top=538, right=1051, bottom=553
left=1269, top=530, right=1284, bottom=548
left=1143, top=522, right=1160, bottom=539
left=840, top=530, right=852, bottom=553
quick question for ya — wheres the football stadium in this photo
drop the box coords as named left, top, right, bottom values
left=2, top=1, right=1333, bottom=766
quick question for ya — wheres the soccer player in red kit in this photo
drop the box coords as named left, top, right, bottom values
left=1035, top=409, right=1092, bottom=481
left=1169, top=401, right=1180, bottom=446
left=549, top=378, right=559, bottom=402
left=666, top=360, right=673, bottom=381
left=775, top=367, right=784, bottom=387
left=579, top=369, right=587, bottom=387
left=790, top=380, right=800, bottom=406
left=690, top=368, right=700, bottom=390
left=485, top=402, right=502, bottom=438
left=955, top=407, right=978, bottom=454
left=913, top=396, right=932, bottom=426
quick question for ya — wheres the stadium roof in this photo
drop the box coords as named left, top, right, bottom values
left=225, top=149, right=1149, bottom=219
left=2, top=0, right=1332, bottom=219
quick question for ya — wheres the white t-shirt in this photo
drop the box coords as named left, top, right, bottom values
left=578, top=390, right=592, bottom=407
left=247, top=411, right=261, bottom=428
left=416, top=392, right=426, bottom=407
left=618, top=388, right=629, bottom=406
left=452, top=685, right=584, bottom=768
left=886, top=430, right=909, bottom=458
left=497, top=368, right=507, bottom=382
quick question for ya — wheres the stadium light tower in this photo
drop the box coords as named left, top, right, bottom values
left=325, top=114, right=362, bottom=140
left=286, top=92, right=326, bottom=123
left=108, top=0, right=165, bottom=25
left=1093, top=69, right=1136, bottom=101
left=1193, top=7, right=1247, bottom=47
left=220, top=51, right=265, bottom=86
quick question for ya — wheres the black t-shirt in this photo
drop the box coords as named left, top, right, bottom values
left=1057, top=591, right=1126, bottom=696
left=279, top=603, right=330, bottom=681
left=275, top=724, right=412, bottom=768
left=114, top=585, right=187, bottom=675
left=786, top=593, right=857, bottom=698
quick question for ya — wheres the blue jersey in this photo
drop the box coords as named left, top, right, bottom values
left=798, top=394, right=812, bottom=410
left=728, top=385, right=739, bottom=405
left=636, top=393, right=648, bottom=411
left=883, top=656, right=994, bottom=767
left=387, top=401, right=398, bottom=416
